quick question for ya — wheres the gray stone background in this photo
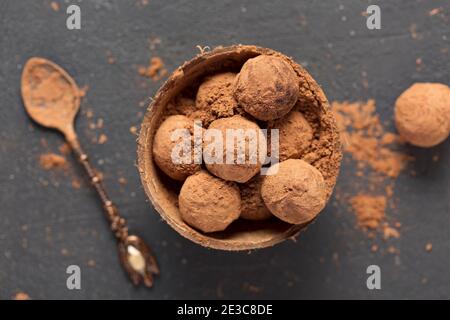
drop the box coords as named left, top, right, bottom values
left=0, top=0, right=449, bottom=299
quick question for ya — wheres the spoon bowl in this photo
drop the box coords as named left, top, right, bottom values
left=21, top=57, right=80, bottom=136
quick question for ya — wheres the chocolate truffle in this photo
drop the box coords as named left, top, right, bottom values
left=204, top=115, right=266, bottom=183
left=234, top=55, right=299, bottom=121
left=261, top=159, right=326, bottom=224
left=239, top=175, right=272, bottom=221
left=269, top=110, right=313, bottom=161
left=179, top=170, right=241, bottom=233
left=153, top=115, right=201, bottom=180
left=395, top=83, right=450, bottom=147
left=196, top=72, right=238, bottom=120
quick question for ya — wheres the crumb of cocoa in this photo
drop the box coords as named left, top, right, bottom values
left=13, top=292, right=30, bottom=300
left=129, top=126, right=138, bottom=135
left=71, top=178, right=81, bottom=189
left=383, top=224, right=400, bottom=240
left=40, top=138, right=48, bottom=148
left=138, top=57, right=167, bottom=81
left=387, top=246, right=397, bottom=254
left=425, top=243, right=433, bottom=252
left=106, top=50, right=116, bottom=65
left=371, top=244, right=379, bottom=252
left=78, top=85, right=89, bottom=98
left=409, top=23, right=422, bottom=40
left=85, top=109, right=94, bottom=119
left=98, top=133, right=108, bottom=144
left=61, top=248, right=69, bottom=256
left=87, top=259, right=96, bottom=267
left=432, top=155, right=439, bottom=162
left=118, top=177, right=127, bottom=185
left=242, top=282, right=263, bottom=294
left=385, top=184, right=394, bottom=198
left=50, top=1, right=59, bottom=11
left=96, top=118, right=104, bottom=129
left=137, top=0, right=149, bottom=7
left=39, top=153, right=68, bottom=170
left=58, top=143, right=71, bottom=155
left=429, top=7, right=442, bottom=16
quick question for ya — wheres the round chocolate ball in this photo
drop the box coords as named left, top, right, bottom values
left=395, top=82, right=450, bottom=147
left=153, top=115, right=201, bottom=180
left=261, top=159, right=326, bottom=224
left=179, top=171, right=241, bottom=233
left=204, top=115, right=266, bottom=183
left=234, top=55, right=299, bottom=121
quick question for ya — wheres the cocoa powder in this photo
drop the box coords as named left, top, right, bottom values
left=138, top=57, right=168, bottom=81
left=332, top=100, right=412, bottom=238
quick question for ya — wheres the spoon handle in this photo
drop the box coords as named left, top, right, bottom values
left=66, top=133, right=159, bottom=288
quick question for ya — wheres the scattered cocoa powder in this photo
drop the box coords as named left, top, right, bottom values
left=333, top=100, right=412, bottom=178
left=13, top=292, right=30, bottom=300
left=429, top=7, right=443, bottom=16
left=350, top=195, right=386, bottom=230
left=129, top=126, right=138, bottom=135
left=39, top=153, right=68, bottom=170
left=78, top=85, right=89, bottom=98
left=425, top=243, right=433, bottom=252
left=332, top=100, right=412, bottom=241
left=58, top=143, right=71, bottom=155
left=138, top=57, right=167, bottom=81
left=136, top=0, right=150, bottom=7
left=50, top=1, right=59, bottom=11
left=98, top=133, right=108, bottom=144
left=106, top=50, right=116, bottom=65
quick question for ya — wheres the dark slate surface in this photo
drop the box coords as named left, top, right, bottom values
left=0, top=0, right=449, bottom=299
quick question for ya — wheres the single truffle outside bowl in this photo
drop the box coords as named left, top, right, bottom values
left=137, top=45, right=342, bottom=251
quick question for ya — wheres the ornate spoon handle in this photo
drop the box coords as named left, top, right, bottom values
left=66, top=132, right=159, bottom=287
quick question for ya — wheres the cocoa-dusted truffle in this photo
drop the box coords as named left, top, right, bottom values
left=153, top=115, right=201, bottom=180
left=269, top=110, right=313, bottom=161
left=234, top=55, right=299, bottom=121
left=179, top=170, right=241, bottom=233
left=204, top=115, right=266, bottom=183
left=261, top=159, right=326, bottom=224
left=239, top=175, right=272, bottom=221
left=196, top=72, right=238, bottom=120
left=395, top=83, right=450, bottom=147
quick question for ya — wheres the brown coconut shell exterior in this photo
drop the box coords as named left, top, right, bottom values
left=137, top=45, right=342, bottom=251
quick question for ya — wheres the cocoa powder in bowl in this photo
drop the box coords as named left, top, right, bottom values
left=137, top=45, right=342, bottom=250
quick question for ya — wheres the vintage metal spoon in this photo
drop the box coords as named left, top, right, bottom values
left=21, top=57, right=159, bottom=287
